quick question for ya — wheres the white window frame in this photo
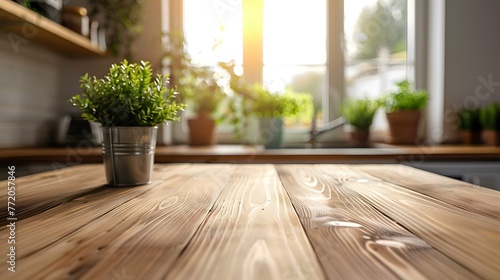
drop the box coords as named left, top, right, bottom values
left=164, top=0, right=419, bottom=145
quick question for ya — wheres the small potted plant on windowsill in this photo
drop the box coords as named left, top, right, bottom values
left=250, top=84, right=300, bottom=149
left=180, top=66, right=226, bottom=146
left=341, top=97, right=380, bottom=146
left=479, top=103, right=500, bottom=146
left=162, top=33, right=227, bottom=146
left=69, top=59, right=186, bottom=186
left=458, top=108, right=482, bottom=145
left=381, top=79, right=428, bottom=144
left=218, top=60, right=307, bottom=146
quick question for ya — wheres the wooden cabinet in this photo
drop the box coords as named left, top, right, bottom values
left=0, top=1, right=106, bottom=57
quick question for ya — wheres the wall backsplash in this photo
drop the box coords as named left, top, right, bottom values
left=0, top=33, right=62, bottom=148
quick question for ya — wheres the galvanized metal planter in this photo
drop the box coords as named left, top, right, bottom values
left=101, top=126, right=158, bottom=186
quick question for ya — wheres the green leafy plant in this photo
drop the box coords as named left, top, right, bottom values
left=180, top=70, right=225, bottom=116
left=458, top=108, right=481, bottom=131
left=382, top=79, right=428, bottom=112
left=217, top=61, right=259, bottom=138
left=162, top=33, right=226, bottom=120
left=479, top=103, right=500, bottom=130
left=218, top=61, right=310, bottom=137
left=250, top=84, right=300, bottom=119
left=69, top=59, right=186, bottom=126
left=342, top=98, right=380, bottom=131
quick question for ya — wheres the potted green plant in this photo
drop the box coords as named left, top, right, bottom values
left=457, top=108, right=482, bottom=145
left=69, top=59, right=186, bottom=186
left=479, top=103, right=500, bottom=146
left=177, top=66, right=226, bottom=146
left=381, top=79, right=428, bottom=144
left=218, top=60, right=306, bottom=146
left=163, top=34, right=226, bottom=146
left=250, top=84, right=300, bottom=149
left=342, top=98, right=380, bottom=146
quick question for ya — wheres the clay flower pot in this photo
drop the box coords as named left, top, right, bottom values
left=460, top=130, right=482, bottom=145
left=187, top=112, right=216, bottom=146
left=386, top=110, right=421, bottom=145
left=482, top=130, right=500, bottom=146
left=349, top=130, right=370, bottom=147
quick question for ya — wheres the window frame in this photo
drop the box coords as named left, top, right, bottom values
left=165, top=0, right=417, bottom=145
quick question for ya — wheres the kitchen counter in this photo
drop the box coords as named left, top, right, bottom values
left=1, top=163, right=499, bottom=279
left=1, top=144, right=500, bottom=164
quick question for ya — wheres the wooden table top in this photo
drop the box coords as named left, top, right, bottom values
left=1, top=163, right=499, bottom=279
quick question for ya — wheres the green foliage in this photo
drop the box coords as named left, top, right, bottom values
left=353, top=0, right=407, bottom=60
left=180, top=69, right=225, bottom=115
left=285, top=92, right=314, bottom=127
left=217, top=61, right=259, bottom=138
left=217, top=61, right=309, bottom=138
left=250, top=84, right=301, bottom=119
left=458, top=109, right=481, bottom=130
left=479, top=103, right=500, bottom=130
left=163, top=33, right=226, bottom=119
left=342, top=98, right=380, bottom=131
left=69, top=60, right=186, bottom=127
left=382, top=80, right=428, bottom=112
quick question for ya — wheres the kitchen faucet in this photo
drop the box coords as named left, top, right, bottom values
left=308, top=116, right=346, bottom=146
left=308, top=104, right=346, bottom=146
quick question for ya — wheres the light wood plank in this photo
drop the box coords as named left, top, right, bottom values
left=0, top=164, right=106, bottom=222
left=315, top=164, right=500, bottom=280
left=166, top=164, right=325, bottom=280
left=0, top=163, right=233, bottom=279
left=277, top=164, right=480, bottom=280
left=0, top=164, right=186, bottom=260
left=359, top=164, right=500, bottom=220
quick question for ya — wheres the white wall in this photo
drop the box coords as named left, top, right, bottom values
left=424, top=0, right=500, bottom=144
left=441, top=0, right=500, bottom=142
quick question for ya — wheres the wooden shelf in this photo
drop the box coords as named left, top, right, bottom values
left=0, top=0, right=106, bottom=57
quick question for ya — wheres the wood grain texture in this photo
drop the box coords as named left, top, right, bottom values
left=277, top=164, right=480, bottom=280
left=359, top=164, right=500, bottom=220
left=0, top=164, right=106, bottom=223
left=0, top=163, right=498, bottom=279
left=166, top=164, right=325, bottom=280
left=313, top=164, right=500, bottom=280
left=0, top=164, right=232, bottom=279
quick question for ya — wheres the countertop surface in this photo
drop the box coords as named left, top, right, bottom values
left=1, top=163, right=499, bottom=279
left=1, top=144, right=500, bottom=163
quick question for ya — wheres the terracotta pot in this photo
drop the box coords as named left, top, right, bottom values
left=187, top=113, right=216, bottom=146
left=349, top=130, right=370, bottom=147
left=460, top=130, right=482, bottom=145
left=482, top=130, right=500, bottom=146
left=385, top=110, right=421, bottom=145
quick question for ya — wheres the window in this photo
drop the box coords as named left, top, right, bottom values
left=169, top=0, right=413, bottom=143
left=344, top=0, right=411, bottom=131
